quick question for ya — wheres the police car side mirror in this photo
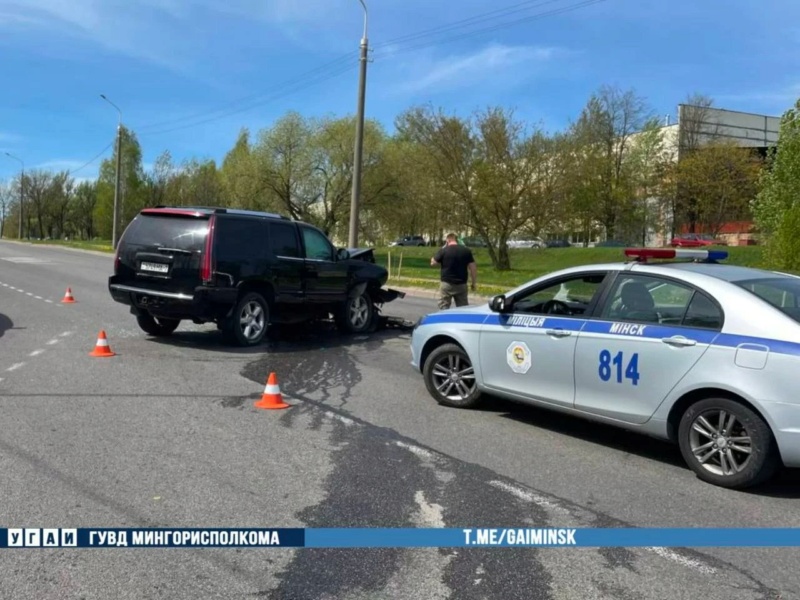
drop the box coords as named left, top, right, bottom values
left=336, top=248, right=350, bottom=261
left=489, top=295, right=508, bottom=313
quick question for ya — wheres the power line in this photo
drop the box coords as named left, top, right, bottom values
left=65, top=142, right=115, bottom=177
left=138, top=61, right=358, bottom=137
left=374, top=0, right=566, bottom=48
left=135, top=0, right=608, bottom=136
left=135, top=51, right=358, bottom=133
left=372, top=0, right=608, bottom=59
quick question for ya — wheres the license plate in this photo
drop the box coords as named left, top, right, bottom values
left=140, top=261, right=169, bottom=274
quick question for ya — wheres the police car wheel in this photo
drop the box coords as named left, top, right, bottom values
left=678, top=397, right=780, bottom=489
left=423, top=343, right=482, bottom=408
left=136, top=314, right=180, bottom=337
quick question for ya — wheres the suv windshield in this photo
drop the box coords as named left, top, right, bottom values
left=124, top=214, right=209, bottom=252
left=735, top=276, right=800, bottom=323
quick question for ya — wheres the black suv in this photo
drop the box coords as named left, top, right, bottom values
left=108, top=206, right=404, bottom=346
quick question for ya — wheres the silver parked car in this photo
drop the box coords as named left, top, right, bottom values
left=410, top=248, right=800, bottom=489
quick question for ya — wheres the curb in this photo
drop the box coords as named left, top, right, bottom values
left=389, top=285, right=493, bottom=304
left=0, top=239, right=113, bottom=258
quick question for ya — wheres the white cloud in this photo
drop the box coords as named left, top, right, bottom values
left=393, top=44, right=563, bottom=95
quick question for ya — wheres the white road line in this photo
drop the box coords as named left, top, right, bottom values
left=394, top=440, right=438, bottom=461
left=6, top=363, right=25, bottom=372
left=45, top=299, right=53, bottom=303
left=46, top=339, right=60, bottom=345
left=645, top=546, right=717, bottom=575
left=489, top=480, right=570, bottom=515
left=16, top=289, right=23, bottom=293
left=324, top=411, right=355, bottom=426
left=26, top=292, right=33, bottom=296
left=29, top=350, right=45, bottom=357
left=59, top=331, right=73, bottom=337
left=0, top=377, right=3, bottom=383
left=34, top=296, right=42, bottom=300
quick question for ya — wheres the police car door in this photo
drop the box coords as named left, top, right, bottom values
left=479, top=272, right=609, bottom=408
left=573, top=273, right=720, bottom=424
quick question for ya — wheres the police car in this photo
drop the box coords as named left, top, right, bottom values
left=410, top=248, right=800, bottom=489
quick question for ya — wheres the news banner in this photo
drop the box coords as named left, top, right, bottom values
left=3, top=527, right=800, bottom=548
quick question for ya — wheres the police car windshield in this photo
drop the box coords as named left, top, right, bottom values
left=735, top=277, right=800, bottom=323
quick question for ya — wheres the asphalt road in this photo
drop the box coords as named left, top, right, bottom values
left=0, top=239, right=798, bottom=600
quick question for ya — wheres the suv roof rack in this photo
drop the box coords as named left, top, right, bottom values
left=624, top=248, right=728, bottom=264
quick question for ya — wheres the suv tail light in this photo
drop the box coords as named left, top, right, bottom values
left=113, top=245, right=121, bottom=274
left=200, top=215, right=216, bottom=284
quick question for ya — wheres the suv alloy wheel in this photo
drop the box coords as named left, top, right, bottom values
left=337, top=290, right=376, bottom=334
left=223, top=292, right=270, bottom=346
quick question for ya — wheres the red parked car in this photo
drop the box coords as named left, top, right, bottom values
left=670, top=233, right=726, bottom=247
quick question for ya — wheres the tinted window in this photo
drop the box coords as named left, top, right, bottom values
left=736, top=277, right=800, bottom=323
left=123, top=215, right=208, bottom=252
left=215, top=217, right=267, bottom=260
left=270, top=222, right=301, bottom=258
left=301, top=227, right=333, bottom=261
left=682, top=292, right=723, bottom=329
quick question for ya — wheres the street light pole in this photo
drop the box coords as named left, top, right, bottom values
left=5, top=152, right=24, bottom=239
left=101, top=94, right=123, bottom=249
left=347, top=0, right=368, bottom=249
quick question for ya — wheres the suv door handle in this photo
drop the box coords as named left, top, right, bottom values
left=546, top=328, right=571, bottom=338
left=661, top=336, right=696, bottom=347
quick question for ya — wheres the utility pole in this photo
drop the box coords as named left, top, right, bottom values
left=347, top=0, right=368, bottom=249
left=5, top=152, right=24, bottom=239
left=101, top=94, right=123, bottom=249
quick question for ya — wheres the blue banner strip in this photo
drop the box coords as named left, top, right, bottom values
left=3, top=528, right=800, bottom=548
left=304, top=528, right=800, bottom=548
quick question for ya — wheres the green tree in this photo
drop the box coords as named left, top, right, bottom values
left=674, top=141, right=762, bottom=237
left=396, top=105, right=555, bottom=270
left=220, top=129, right=263, bottom=209
left=95, top=126, right=145, bottom=238
left=752, top=98, right=800, bottom=268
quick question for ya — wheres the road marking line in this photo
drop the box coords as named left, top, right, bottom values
left=645, top=546, right=717, bottom=575
left=6, top=363, right=25, bottom=372
left=34, top=295, right=43, bottom=300
left=324, top=411, right=355, bottom=426
left=45, top=299, right=53, bottom=303
left=26, top=292, right=33, bottom=296
left=489, top=480, right=570, bottom=514
left=60, top=331, right=73, bottom=337
left=17, top=289, right=23, bottom=293
left=46, top=339, right=60, bottom=345
left=29, top=350, right=45, bottom=357
left=394, top=440, right=437, bottom=460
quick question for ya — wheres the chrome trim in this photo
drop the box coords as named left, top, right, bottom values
left=110, top=284, right=193, bottom=301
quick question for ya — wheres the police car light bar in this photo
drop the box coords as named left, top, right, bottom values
left=624, top=248, right=729, bottom=262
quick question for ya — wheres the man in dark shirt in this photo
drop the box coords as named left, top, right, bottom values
left=431, top=233, right=478, bottom=309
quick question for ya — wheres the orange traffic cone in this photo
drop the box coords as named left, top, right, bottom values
left=89, top=330, right=116, bottom=357
left=61, top=287, right=76, bottom=303
left=254, top=372, right=290, bottom=409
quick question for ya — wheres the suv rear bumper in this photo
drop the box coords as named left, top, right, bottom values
left=108, top=277, right=237, bottom=319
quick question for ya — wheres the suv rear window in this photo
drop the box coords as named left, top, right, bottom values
left=735, top=277, right=800, bottom=323
left=123, top=214, right=209, bottom=252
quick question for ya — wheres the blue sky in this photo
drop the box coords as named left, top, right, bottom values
left=0, top=0, right=798, bottom=183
